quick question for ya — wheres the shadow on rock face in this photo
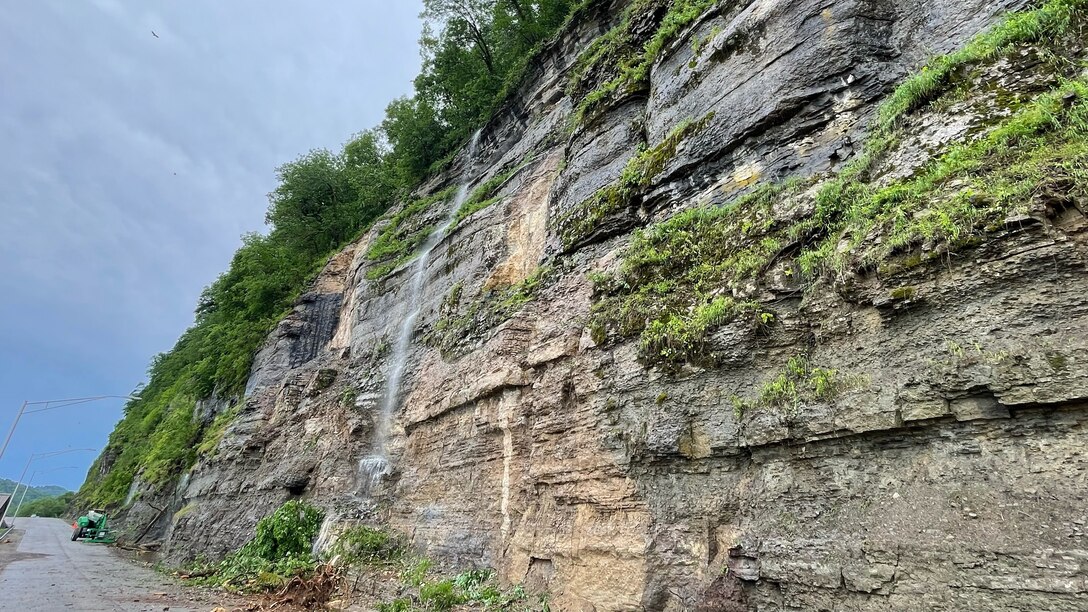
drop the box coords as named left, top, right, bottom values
left=695, top=572, right=748, bottom=612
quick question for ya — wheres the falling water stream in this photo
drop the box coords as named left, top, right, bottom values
left=357, top=130, right=483, bottom=491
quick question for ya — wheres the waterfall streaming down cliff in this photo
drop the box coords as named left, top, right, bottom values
left=358, top=130, right=483, bottom=491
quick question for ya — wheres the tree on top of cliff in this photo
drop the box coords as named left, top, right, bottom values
left=388, top=0, right=577, bottom=184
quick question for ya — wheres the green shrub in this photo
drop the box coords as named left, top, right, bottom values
left=330, top=525, right=406, bottom=567
left=242, top=500, right=323, bottom=561
left=419, top=580, right=465, bottom=610
left=191, top=500, right=324, bottom=593
left=637, top=296, right=766, bottom=363
left=802, top=79, right=1088, bottom=276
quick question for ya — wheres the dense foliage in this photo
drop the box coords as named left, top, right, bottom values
left=79, top=0, right=584, bottom=509
left=15, top=491, right=76, bottom=517
left=388, top=0, right=581, bottom=185
left=190, top=500, right=324, bottom=592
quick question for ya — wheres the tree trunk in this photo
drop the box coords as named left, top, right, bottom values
left=466, top=21, right=496, bottom=74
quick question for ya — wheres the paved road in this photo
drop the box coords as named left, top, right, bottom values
left=0, top=517, right=232, bottom=611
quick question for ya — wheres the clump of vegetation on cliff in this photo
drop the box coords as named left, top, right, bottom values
left=591, top=0, right=1088, bottom=366
left=428, top=264, right=557, bottom=356
left=453, top=157, right=535, bottom=226
left=803, top=79, right=1088, bottom=276
left=555, top=113, right=715, bottom=249
left=195, top=405, right=240, bottom=458
left=588, top=182, right=787, bottom=363
left=366, top=155, right=536, bottom=282
left=376, top=564, right=544, bottom=612
left=189, top=500, right=324, bottom=592
left=366, top=187, right=458, bottom=280
left=568, top=0, right=718, bottom=127
left=79, top=0, right=585, bottom=509
left=730, top=355, right=868, bottom=418
left=877, top=0, right=1088, bottom=133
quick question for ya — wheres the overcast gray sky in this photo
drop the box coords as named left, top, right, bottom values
left=0, top=0, right=423, bottom=489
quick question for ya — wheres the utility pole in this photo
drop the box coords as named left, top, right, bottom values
left=0, top=401, right=28, bottom=465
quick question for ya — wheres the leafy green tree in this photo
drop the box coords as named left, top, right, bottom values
left=382, top=96, right=446, bottom=187
left=342, top=130, right=399, bottom=213
left=422, top=0, right=499, bottom=74
left=16, top=492, right=76, bottom=517
left=266, top=149, right=356, bottom=256
left=414, top=0, right=579, bottom=154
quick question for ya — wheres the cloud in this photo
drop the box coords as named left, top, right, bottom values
left=0, top=0, right=423, bottom=488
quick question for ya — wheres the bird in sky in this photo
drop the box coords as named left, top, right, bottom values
left=151, top=30, right=159, bottom=38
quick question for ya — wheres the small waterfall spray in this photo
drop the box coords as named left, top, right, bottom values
left=312, top=512, right=339, bottom=559
left=358, top=129, right=483, bottom=491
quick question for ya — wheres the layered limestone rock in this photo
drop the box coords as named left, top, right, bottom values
left=139, top=0, right=1088, bottom=609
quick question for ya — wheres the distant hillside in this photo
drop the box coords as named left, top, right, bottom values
left=0, top=477, right=70, bottom=505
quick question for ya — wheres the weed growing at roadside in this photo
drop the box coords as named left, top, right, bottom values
left=329, top=525, right=406, bottom=567
left=377, top=559, right=540, bottom=611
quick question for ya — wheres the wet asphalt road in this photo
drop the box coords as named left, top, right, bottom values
left=0, top=517, right=225, bottom=611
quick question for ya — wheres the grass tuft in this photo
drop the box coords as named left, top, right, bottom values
left=365, top=187, right=457, bottom=280
left=555, top=113, right=714, bottom=248
left=731, top=356, right=867, bottom=417
left=568, top=0, right=718, bottom=128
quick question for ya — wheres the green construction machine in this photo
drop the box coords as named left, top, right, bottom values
left=71, top=509, right=116, bottom=544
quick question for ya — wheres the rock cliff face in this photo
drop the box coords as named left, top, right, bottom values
left=131, top=0, right=1088, bottom=609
